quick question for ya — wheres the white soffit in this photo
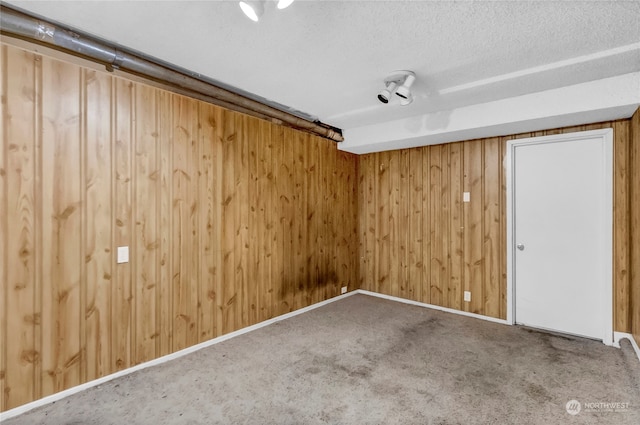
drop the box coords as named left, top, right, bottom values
left=340, top=72, right=640, bottom=155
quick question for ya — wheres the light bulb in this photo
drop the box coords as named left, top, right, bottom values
left=239, top=1, right=264, bottom=22
left=277, top=0, right=295, bottom=9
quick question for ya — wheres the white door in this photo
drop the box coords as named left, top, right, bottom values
left=509, top=129, right=612, bottom=343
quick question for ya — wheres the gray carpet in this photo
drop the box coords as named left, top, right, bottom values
left=5, top=294, right=640, bottom=424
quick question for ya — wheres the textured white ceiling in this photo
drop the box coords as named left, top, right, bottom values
left=6, top=0, right=640, bottom=150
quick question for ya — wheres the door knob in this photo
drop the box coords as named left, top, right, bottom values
left=516, top=244, right=525, bottom=251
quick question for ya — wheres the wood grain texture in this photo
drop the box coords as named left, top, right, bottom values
left=198, top=102, right=217, bottom=342
left=359, top=120, right=635, bottom=325
left=157, top=90, right=174, bottom=354
left=112, top=78, right=132, bottom=373
left=612, top=121, right=631, bottom=334
left=133, top=84, right=158, bottom=365
left=483, top=138, right=501, bottom=319
left=429, top=144, right=445, bottom=306
left=377, top=151, right=390, bottom=295
left=234, top=114, right=249, bottom=328
left=448, top=143, right=463, bottom=311
left=0, top=41, right=359, bottom=412
left=4, top=46, right=38, bottom=408
left=83, top=68, right=112, bottom=382
left=43, top=56, right=83, bottom=395
left=466, top=140, right=484, bottom=314
left=292, top=130, right=306, bottom=312
left=631, top=108, right=640, bottom=346
left=0, top=45, right=7, bottom=413
left=408, top=149, right=423, bottom=302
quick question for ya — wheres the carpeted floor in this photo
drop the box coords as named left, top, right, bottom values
left=5, top=294, right=640, bottom=424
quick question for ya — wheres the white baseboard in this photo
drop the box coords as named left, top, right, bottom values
left=613, top=332, right=640, bottom=362
left=355, top=289, right=510, bottom=325
left=0, top=290, right=358, bottom=421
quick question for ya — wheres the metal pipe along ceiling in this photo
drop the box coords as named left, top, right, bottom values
left=0, top=4, right=344, bottom=142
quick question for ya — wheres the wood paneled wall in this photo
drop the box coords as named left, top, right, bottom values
left=358, top=120, right=634, bottom=328
left=631, top=108, right=640, bottom=347
left=0, top=43, right=358, bottom=412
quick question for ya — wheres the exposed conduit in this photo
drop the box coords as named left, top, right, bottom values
left=0, top=4, right=344, bottom=142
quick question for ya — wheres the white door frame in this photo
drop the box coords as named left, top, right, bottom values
left=505, top=128, right=613, bottom=345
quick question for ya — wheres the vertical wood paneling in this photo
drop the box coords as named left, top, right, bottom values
left=292, top=131, right=306, bottom=311
left=499, top=139, right=508, bottom=319
left=466, top=140, right=484, bottom=314
left=234, top=115, right=249, bottom=328
left=408, top=149, right=423, bottom=302
left=221, top=109, right=237, bottom=334
left=157, top=90, right=173, bottom=354
left=248, top=115, right=260, bottom=325
left=361, top=154, right=376, bottom=292
left=0, top=45, right=7, bottom=413
left=630, top=109, right=640, bottom=346
left=359, top=119, right=635, bottom=326
left=398, top=149, right=409, bottom=300
left=112, top=78, right=132, bottom=372
left=283, top=128, right=293, bottom=312
left=483, top=138, right=501, bottom=318
left=307, top=133, right=320, bottom=305
left=2, top=41, right=360, bottom=412
left=133, top=84, right=158, bottom=364
left=172, top=96, right=197, bottom=351
left=188, top=102, right=201, bottom=348
left=198, top=103, right=217, bottom=342
left=449, top=142, right=463, bottom=311
left=440, top=147, right=451, bottom=308
left=388, top=150, right=400, bottom=298
left=342, top=148, right=359, bottom=292
left=429, top=145, right=444, bottom=305
left=42, top=56, right=83, bottom=393
left=84, top=69, right=112, bottom=382
left=324, top=144, right=333, bottom=296
left=612, top=121, right=631, bottom=332
left=210, top=104, right=224, bottom=338
left=258, top=119, right=273, bottom=322
left=0, top=45, right=360, bottom=410
left=421, top=148, right=431, bottom=304
left=274, top=126, right=291, bottom=316
left=4, top=46, right=37, bottom=408
left=377, top=151, right=390, bottom=294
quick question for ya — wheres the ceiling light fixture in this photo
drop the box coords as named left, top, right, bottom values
left=377, top=81, right=397, bottom=104
left=277, top=0, right=295, bottom=9
left=240, top=0, right=294, bottom=21
left=377, top=70, right=416, bottom=106
left=239, top=0, right=265, bottom=22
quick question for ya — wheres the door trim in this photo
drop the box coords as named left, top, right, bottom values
left=505, top=129, right=613, bottom=345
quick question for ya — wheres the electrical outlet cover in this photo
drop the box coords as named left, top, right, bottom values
left=117, top=246, right=129, bottom=264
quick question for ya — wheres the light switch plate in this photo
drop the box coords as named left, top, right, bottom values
left=463, top=192, right=471, bottom=203
left=117, top=246, right=129, bottom=264
left=464, top=291, right=471, bottom=302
